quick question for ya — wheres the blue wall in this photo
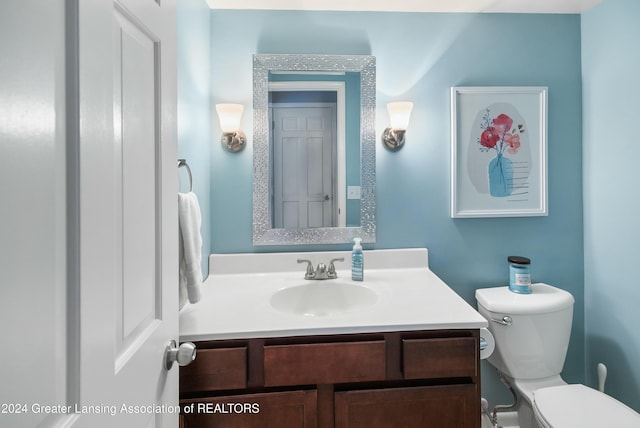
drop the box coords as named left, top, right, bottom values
left=208, top=10, right=585, bottom=406
left=177, top=0, right=211, bottom=276
left=583, top=0, right=640, bottom=412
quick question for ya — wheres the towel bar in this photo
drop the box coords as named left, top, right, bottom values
left=178, top=159, right=193, bottom=192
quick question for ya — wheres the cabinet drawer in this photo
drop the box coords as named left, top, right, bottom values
left=264, top=341, right=385, bottom=386
left=403, top=337, right=477, bottom=379
left=180, top=347, right=247, bottom=393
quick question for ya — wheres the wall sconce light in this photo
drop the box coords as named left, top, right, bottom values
left=382, top=102, right=413, bottom=150
left=215, top=103, right=247, bottom=152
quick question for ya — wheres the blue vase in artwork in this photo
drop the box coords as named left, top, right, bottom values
left=488, top=153, right=513, bottom=197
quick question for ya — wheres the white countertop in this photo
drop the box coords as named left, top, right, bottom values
left=179, top=248, right=488, bottom=342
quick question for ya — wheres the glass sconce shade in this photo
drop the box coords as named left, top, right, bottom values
left=387, top=102, right=413, bottom=129
left=383, top=102, right=413, bottom=150
left=215, top=103, right=244, bottom=132
left=215, top=103, right=246, bottom=152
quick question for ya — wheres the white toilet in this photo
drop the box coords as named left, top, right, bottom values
left=476, top=283, right=640, bottom=428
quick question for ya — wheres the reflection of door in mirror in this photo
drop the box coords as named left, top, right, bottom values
left=269, top=82, right=348, bottom=229
left=252, top=54, right=376, bottom=246
left=272, top=102, right=338, bottom=228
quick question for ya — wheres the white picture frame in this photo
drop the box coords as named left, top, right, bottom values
left=451, top=86, right=548, bottom=218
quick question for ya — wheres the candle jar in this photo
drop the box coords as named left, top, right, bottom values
left=508, top=256, right=532, bottom=294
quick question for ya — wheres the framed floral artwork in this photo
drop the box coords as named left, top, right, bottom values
left=450, top=86, right=548, bottom=218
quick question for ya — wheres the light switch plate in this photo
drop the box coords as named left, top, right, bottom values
left=347, top=186, right=361, bottom=199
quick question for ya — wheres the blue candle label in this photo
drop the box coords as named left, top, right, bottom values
left=514, top=273, right=531, bottom=286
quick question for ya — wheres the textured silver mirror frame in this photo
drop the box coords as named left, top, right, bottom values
left=253, top=54, right=376, bottom=246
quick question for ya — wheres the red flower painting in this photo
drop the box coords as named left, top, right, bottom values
left=477, top=108, right=526, bottom=197
left=478, top=111, right=523, bottom=156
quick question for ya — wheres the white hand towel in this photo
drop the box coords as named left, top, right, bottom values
left=178, top=192, right=203, bottom=304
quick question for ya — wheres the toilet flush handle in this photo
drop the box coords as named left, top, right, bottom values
left=491, top=315, right=513, bottom=326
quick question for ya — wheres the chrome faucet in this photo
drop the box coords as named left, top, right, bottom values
left=297, top=258, right=344, bottom=280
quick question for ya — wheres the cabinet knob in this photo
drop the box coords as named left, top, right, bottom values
left=165, top=340, right=196, bottom=370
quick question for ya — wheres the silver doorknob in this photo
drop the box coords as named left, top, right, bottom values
left=165, top=340, right=196, bottom=370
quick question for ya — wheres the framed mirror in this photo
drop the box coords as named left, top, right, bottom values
left=253, top=54, right=376, bottom=246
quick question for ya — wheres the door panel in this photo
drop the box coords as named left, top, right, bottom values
left=114, top=6, right=162, bottom=361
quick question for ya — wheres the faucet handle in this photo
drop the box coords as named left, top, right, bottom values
left=297, top=259, right=315, bottom=279
left=328, top=258, right=345, bottom=276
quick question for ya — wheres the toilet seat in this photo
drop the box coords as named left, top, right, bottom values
left=533, top=384, right=640, bottom=428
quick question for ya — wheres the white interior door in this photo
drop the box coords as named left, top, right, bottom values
left=1, top=1, right=70, bottom=427
left=273, top=106, right=336, bottom=228
left=74, top=0, right=179, bottom=426
left=1, top=1, right=179, bottom=427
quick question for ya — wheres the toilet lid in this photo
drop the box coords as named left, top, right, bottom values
left=534, top=384, right=640, bottom=428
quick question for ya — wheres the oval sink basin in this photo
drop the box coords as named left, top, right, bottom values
left=270, top=282, right=378, bottom=316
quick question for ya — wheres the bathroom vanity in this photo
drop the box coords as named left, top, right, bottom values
left=178, top=249, right=487, bottom=428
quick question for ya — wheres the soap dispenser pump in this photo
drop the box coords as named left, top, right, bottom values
left=351, top=238, right=364, bottom=281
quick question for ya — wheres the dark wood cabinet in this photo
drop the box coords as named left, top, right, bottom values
left=335, top=385, right=478, bottom=428
left=180, top=390, right=317, bottom=428
left=180, top=346, right=247, bottom=393
left=180, top=330, right=480, bottom=428
left=264, top=340, right=386, bottom=386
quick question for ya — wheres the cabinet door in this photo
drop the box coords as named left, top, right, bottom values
left=335, top=385, right=478, bottom=428
left=181, top=390, right=317, bottom=428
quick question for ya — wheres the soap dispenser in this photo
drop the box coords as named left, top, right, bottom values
left=351, top=238, right=364, bottom=281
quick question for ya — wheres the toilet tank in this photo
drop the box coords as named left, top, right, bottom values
left=475, top=283, right=574, bottom=380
